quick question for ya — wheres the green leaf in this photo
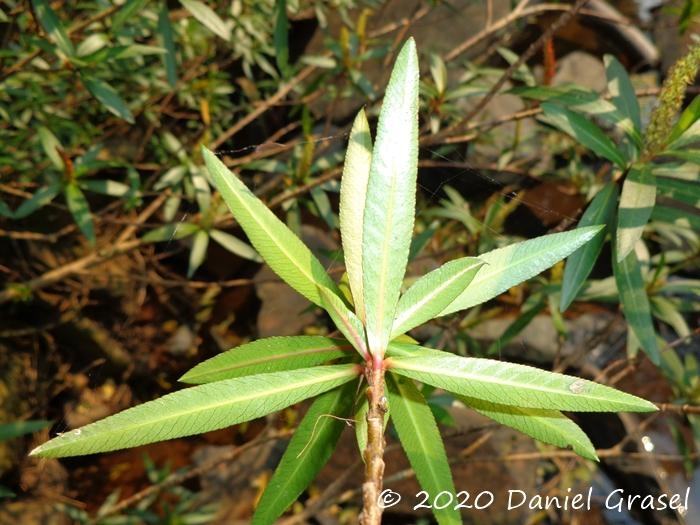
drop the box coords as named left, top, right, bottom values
left=79, top=179, right=131, bottom=197
left=391, top=257, right=484, bottom=338
left=181, top=336, right=354, bottom=384
left=560, top=183, right=619, bottom=311
left=656, top=175, right=700, bottom=208
left=180, top=0, right=230, bottom=41
left=30, top=365, right=358, bottom=458
left=318, top=286, right=369, bottom=359
left=354, top=394, right=368, bottom=456
left=387, top=373, right=460, bottom=525
left=187, top=229, right=209, bottom=277
left=668, top=95, right=700, bottom=144
left=202, top=147, right=340, bottom=308
left=81, top=75, right=135, bottom=123
left=340, top=109, right=372, bottom=322
left=273, top=0, right=289, bottom=76
left=13, top=183, right=61, bottom=219
left=617, top=164, right=656, bottom=261
left=386, top=345, right=657, bottom=412
left=31, top=0, right=75, bottom=57
left=0, top=420, right=51, bottom=442
left=141, top=222, right=199, bottom=243
left=613, top=249, right=661, bottom=364
left=112, top=0, right=149, bottom=33
left=209, top=229, right=261, bottom=262
left=604, top=55, right=642, bottom=131
left=540, top=102, right=627, bottom=168
left=252, top=382, right=356, bottom=524
left=38, top=126, right=64, bottom=170
left=438, top=226, right=603, bottom=316
left=157, top=3, right=178, bottom=87
left=65, top=183, right=95, bottom=244
left=458, top=396, right=598, bottom=461
left=362, top=38, right=419, bottom=358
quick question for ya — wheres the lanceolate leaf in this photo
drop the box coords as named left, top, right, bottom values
left=362, top=38, right=419, bottom=358
left=202, top=147, right=341, bottom=308
left=613, top=249, right=661, bottom=364
left=560, top=183, right=619, bottom=311
left=540, top=102, right=627, bottom=168
left=187, top=228, right=209, bottom=277
left=180, top=0, right=230, bottom=42
left=13, top=183, right=61, bottom=219
left=617, top=164, right=656, bottom=261
left=30, top=365, right=358, bottom=458
left=209, top=228, right=262, bottom=262
left=180, top=336, right=355, bottom=384
left=252, top=382, right=357, bottom=525
left=391, top=257, right=484, bottom=338
left=438, top=226, right=603, bottom=316
left=386, top=345, right=657, bottom=412
left=65, top=183, right=95, bottom=244
left=318, top=286, right=369, bottom=359
left=82, top=75, right=135, bottom=124
left=387, top=373, right=460, bottom=525
left=458, top=395, right=598, bottom=461
left=340, top=109, right=372, bottom=321
left=605, top=55, right=642, bottom=132
left=31, top=0, right=75, bottom=57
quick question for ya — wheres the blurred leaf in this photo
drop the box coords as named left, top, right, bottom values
left=429, top=53, right=447, bottom=95
left=273, top=0, right=289, bottom=76
left=540, top=102, right=627, bottom=168
left=613, top=249, right=660, bottom=364
left=13, top=183, right=61, bottom=219
left=656, top=175, right=700, bottom=207
left=617, top=164, right=656, bottom=261
left=387, top=373, right=460, bottom=525
left=604, top=55, right=641, bottom=131
left=142, top=222, right=199, bottom=243
left=113, top=0, right=150, bottom=33
left=560, top=183, right=619, bottom=311
left=181, top=336, right=353, bottom=384
left=157, top=3, right=178, bottom=87
left=75, top=33, right=109, bottom=57
left=30, top=365, right=357, bottom=458
left=65, top=183, right=95, bottom=244
left=180, top=0, right=230, bottom=41
left=38, top=126, right=64, bottom=170
left=79, top=179, right=130, bottom=197
left=651, top=296, right=691, bottom=338
left=81, top=75, right=135, bottom=123
left=0, top=420, right=51, bottom=442
left=187, top=229, right=209, bottom=277
left=31, top=0, right=75, bottom=57
left=253, top=382, right=356, bottom=525
left=0, top=200, right=13, bottom=218
left=668, top=95, right=700, bottom=144
left=652, top=202, right=700, bottom=230
left=209, top=229, right=261, bottom=262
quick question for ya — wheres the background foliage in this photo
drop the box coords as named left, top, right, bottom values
left=1, top=0, right=699, bottom=523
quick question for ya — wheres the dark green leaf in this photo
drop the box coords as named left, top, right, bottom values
left=81, top=75, right=135, bottom=123
left=273, top=0, right=289, bottom=76
left=613, top=249, right=661, bottom=364
left=252, top=382, right=356, bottom=524
left=668, top=95, right=700, bottom=144
left=13, top=183, right=61, bottom=219
left=617, top=164, right=656, bottom=261
left=540, top=102, right=627, bottom=168
left=486, top=297, right=547, bottom=355
left=31, top=0, right=75, bottom=56
left=604, top=55, right=642, bottom=131
left=65, top=183, right=95, bottom=244
left=157, top=3, right=178, bottom=87
left=387, top=373, right=460, bottom=525
left=0, top=420, right=51, bottom=442
left=560, top=183, right=619, bottom=311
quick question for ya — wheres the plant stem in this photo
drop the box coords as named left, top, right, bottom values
left=360, top=359, right=387, bottom=525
